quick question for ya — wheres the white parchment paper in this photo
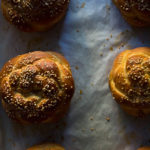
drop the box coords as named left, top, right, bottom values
left=0, top=0, right=150, bottom=150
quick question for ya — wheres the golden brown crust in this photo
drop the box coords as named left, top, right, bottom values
left=1, top=0, right=70, bottom=32
left=138, top=147, right=150, bottom=150
left=27, top=143, right=65, bottom=150
left=109, top=47, right=150, bottom=117
left=113, top=0, right=150, bottom=27
left=0, top=51, right=74, bottom=124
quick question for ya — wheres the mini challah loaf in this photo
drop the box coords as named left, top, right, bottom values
left=113, top=0, right=150, bottom=27
left=109, top=47, right=150, bottom=117
left=0, top=51, right=74, bottom=124
left=1, top=0, right=70, bottom=32
left=27, top=143, right=65, bottom=150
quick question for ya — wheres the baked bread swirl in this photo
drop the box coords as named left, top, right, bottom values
left=0, top=51, right=74, bottom=124
left=113, top=0, right=150, bottom=27
left=27, top=143, right=65, bottom=150
left=109, top=47, right=150, bottom=117
left=1, top=0, right=70, bottom=32
left=138, top=147, right=150, bottom=150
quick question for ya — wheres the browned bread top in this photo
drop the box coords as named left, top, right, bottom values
left=1, top=0, right=70, bottom=31
left=0, top=51, right=74, bottom=123
left=113, top=0, right=150, bottom=27
left=109, top=47, right=150, bottom=107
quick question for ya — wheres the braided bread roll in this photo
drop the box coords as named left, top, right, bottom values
left=113, top=0, right=150, bottom=27
left=109, top=47, right=150, bottom=117
left=27, top=143, right=65, bottom=150
left=0, top=51, right=74, bottom=124
left=1, top=0, right=70, bottom=32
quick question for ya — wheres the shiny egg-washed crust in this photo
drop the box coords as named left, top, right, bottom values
left=113, top=0, right=150, bottom=27
left=109, top=47, right=150, bottom=117
left=0, top=51, right=74, bottom=124
left=138, top=147, right=150, bottom=150
left=27, top=143, right=65, bottom=150
left=1, top=0, right=70, bottom=32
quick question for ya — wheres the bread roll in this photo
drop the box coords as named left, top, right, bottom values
left=109, top=47, right=150, bottom=117
left=113, top=0, right=150, bottom=27
left=0, top=51, right=74, bottom=124
left=138, top=147, right=150, bottom=150
left=1, top=0, right=70, bottom=32
left=27, top=143, right=65, bottom=150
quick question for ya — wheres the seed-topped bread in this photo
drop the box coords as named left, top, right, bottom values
left=1, top=0, right=70, bottom=31
left=0, top=51, right=74, bottom=124
left=109, top=47, right=150, bottom=117
left=113, top=0, right=150, bottom=27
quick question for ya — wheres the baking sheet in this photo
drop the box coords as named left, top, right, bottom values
left=0, top=0, right=150, bottom=150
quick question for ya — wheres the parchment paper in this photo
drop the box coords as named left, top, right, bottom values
left=0, top=0, right=150, bottom=150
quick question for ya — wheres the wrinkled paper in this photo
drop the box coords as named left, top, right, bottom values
left=0, top=0, right=150, bottom=150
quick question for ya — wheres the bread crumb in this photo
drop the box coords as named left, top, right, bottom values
left=110, top=47, right=113, bottom=51
left=90, top=128, right=95, bottom=131
left=125, top=29, right=129, bottom=33
left=110, top=34, right=112, bottom=38
left=100, top=53, right=103, bottom=56
left=106, top=5, right=110, bottom=11
left=121, top=43, right=125, bottom=47
left=80, top=90, right=83, bottom=95
left=118, top=42, right=126, bottom=49
left=120, top=31, right=125, bottom=35
left=90, top=117, right=94, bottom=120
left=106, top=117, right=110, bottom=121
left=106, top=38, right=109, bottom=41
left=75, top=66, right=79, bottom=70
left=81, top=2, right=85, bottom=8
